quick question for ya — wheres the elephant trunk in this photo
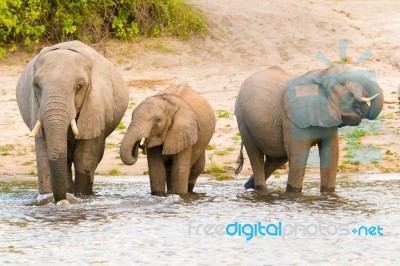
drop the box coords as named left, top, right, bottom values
left=41, top=99, right=74, bottom=203
left=358, top=76, right=384, bottom=120
left=341, top=73, right=384, bottom=120
left=120, top=123, right=143, bottom=165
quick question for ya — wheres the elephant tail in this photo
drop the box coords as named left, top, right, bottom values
left=235, top=142, right=244, bottom=176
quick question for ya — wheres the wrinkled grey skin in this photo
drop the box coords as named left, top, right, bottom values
left=120, top=84, right=216, bottom=195
left=16, top=41, right=129, bottom=203
left=235, top=66, right=384, bottom=192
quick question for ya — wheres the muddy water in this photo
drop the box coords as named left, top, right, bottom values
left=0, top=174, right=399, bottom=265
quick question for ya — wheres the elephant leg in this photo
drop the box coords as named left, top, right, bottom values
left=66, top=134, right=75, bottom=193
left=188, top=152, right=206, bottom=192
left=35, top=137, right=52, bottom=194
left=239, top=123, right=267, bottom=190
left=284, top=135, right=312, bottom=193
left=171, top=146, right=192, bottom=194
left=244, top=157, right=287, bottom=189
left=166, top=162, right=172, bottom=194
left=243, top=141, right=266, bottom=190
left=147, top=146, right=167, bottom=196
left=319, top=136, right=339, bottom=192
left=66, top=160, right=73, bottom=194
left=73, top=134, right=105, bottom=196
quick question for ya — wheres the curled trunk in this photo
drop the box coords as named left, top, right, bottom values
left=120, top=125, right=142, bottom=165
left=359, top=77, right=384, bottom=120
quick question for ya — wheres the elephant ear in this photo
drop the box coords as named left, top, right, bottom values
left=49, top=41, right=128, bottom=139
left=284, top=74, right=342, bottom=128
left=162, top=95, right=199, bottom=155
left=16, top=55, right=43, bottom=136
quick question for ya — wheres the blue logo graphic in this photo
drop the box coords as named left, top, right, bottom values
left=225, top=221, right=282, bottom=241
left=352, top=225, right=384, bottom=236
left=316, top=39, right=373, bottom=67
left=286, top=39, right=382, bottom=167
left=224, top=221, right=384, bottom=241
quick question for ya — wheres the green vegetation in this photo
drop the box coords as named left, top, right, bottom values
left=381, top=113, right=396, bottom=120
left=0, top=144, right=14, bottom=156
left=346, top=128, right=367, bottom=139
left=145, top=41, right=173, bottom=53
left=206, top=144, right=215, bottom=150
left=203, top=157, right=234, bottom=181
left=215, top=109, right=230, bottom=118
left=21, top=160, right=34, bottom=166
left=28, top=170, right=37, bottom=176
left=214, top=147, right=234, bottom=156
left=143, top=170, right=149, bottom=175
left=106, top=142, right=119, bottom=149
left=204, top=161, right=225, bottom=174
left=128, top=101, right=136, bottom=109
left=117, top=121, right=127, bottom=134
left=107, top=168, right=122, bottom=176
left=232, top=132, right=241, bottom=141
left=214, top=173, right=233, bottom=181
left=273, top=170, right=281, bottom=179
left=385, top=149, right=393, bottom=155
left=0, top=0, right=207, bottom=57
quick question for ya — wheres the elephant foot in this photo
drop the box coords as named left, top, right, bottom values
left=255, top=184, right=268, bottom=190
left=151, top=191, right=167, bottom=197
left=188, top=183, right=195, bottom=192
left=286, top=184, right=302, bottom=193
left=244, top=175, right=255, bottom=189
left=74, top=171, right=93, bottom=196
left=35, top=193, right=78, bottom=205
left=320, top=186, right=335, bottom=193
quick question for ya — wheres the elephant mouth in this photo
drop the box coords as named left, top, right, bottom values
left=138, top=137, right=148, bottom=155
left=353, top=101, right=369, bottom=119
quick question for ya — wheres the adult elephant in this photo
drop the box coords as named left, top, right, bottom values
left=16, top=41, right=129, bottom=203
left=235, top=66, right=384, bottom=192
left=120, top=84, right=216, bottom=195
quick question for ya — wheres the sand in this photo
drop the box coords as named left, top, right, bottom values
left=0, top=0, right=399, bottom=181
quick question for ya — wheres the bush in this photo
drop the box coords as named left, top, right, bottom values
left=0, top=0, right=206, bottom=57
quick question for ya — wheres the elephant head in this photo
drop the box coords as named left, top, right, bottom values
left=284, top=67, right=384, bottom=133
left=120, top=94, right=199, bottom=165
left=16, top=41, right=126, bottom=202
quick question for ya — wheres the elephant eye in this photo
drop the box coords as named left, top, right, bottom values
left=33, top=81, right=41, bottom=90
left=76, top=81, right=85, bottom=91
left=153, top=117, right=162, bottom=123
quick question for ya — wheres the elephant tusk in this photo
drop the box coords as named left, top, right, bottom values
left=140, top=137, right=146, bottom=146
left=361, top=93, right=379, bottom=102
left=71, top=119, right=79, bottom=136
left=29, top=120, right=41, bottom=137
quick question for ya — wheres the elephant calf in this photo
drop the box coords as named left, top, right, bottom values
left=120, top=84, right=216, bottom=195
left=235, top=66, right=383, bottom=192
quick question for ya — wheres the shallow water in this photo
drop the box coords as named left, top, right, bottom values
left=0, top=174, right=399, bottom=265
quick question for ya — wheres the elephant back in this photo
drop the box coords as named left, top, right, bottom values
left=157, top=84, right=216, bottom=137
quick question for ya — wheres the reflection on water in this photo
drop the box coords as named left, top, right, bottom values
left=0, top=174, right=399, bottom=264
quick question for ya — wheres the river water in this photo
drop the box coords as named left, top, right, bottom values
left=0, top=174, right=399, bottom=265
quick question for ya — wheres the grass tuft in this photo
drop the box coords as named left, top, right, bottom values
left=107, top=168, right=122, bottom=176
